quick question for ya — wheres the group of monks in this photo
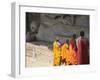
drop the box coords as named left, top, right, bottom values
left=53, top=31, right=89, bottom=66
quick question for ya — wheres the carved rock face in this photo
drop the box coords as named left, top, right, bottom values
left=26, top=13, right=89, bottom=42
left=26, top=13, right=40, bottom=42
left=30, top=21, right=39, bottom=33
left=36, top=14, right=89, bottom=43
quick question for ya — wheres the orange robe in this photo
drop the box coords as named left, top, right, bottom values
left=53, top=41, right=61, bottom=66
left=69, top=45, right=78, bottom=65
left=69, top=39, right=78, bottom=65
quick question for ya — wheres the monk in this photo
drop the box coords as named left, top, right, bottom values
left=76, top=31, right=89, bottom=64
left=53, top=38, right=61, bottom=66
left=61, top=39, right=69, bottom=65
left=69, top=34, right=78, bottom=65
left=69, top=34, right=77, bottom=53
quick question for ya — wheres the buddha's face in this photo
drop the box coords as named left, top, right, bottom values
left=30, top=21, right=39, bottom=33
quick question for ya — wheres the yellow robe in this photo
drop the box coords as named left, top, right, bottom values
left=53, top=41, right=61, bottom=66
left=61, top=43, right=69, bottom=60
left=61, top=43, right=70, bottom=65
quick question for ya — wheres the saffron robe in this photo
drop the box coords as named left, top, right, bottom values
left=69, top=39, right=78, bottom=65
left=53, top=41, right=61, bottom=66
left=61, top=43, right=69, bottom=60
left=61, top=43, right=70, bottom=64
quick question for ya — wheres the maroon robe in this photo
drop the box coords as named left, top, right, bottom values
left=77, top=37, right=89, bottom=64
left=69, top=38, right=77, bottom=53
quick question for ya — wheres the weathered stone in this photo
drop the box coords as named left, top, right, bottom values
left=26, top=13, right=89, bottom=43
